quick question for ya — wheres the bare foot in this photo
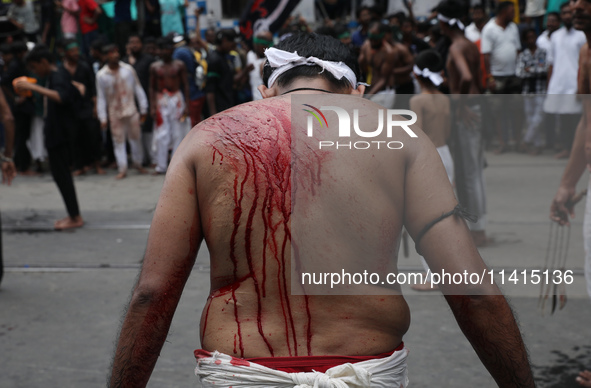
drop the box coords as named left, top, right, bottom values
left=577, top=370, right=591, bottom=387
left=493, top=145, right=507, bottom=155
left=19, top=169, right=40, bottom=176
left=115, top=171, right=127, bottom=180
left=411, top=278, right=440, bottom=292
left=54, top=216, right=84, bottom=230
left=72, top=169, right=85, bottom=176
left=554, top=150, right=570, bottom=159
left=152, top=170, right=165, bottom=176
left=136, top=166, right=148, bottom=175
left=95, top=166, right=106, bottom=175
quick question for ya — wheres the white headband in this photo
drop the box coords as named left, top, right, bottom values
left=264, top=47, right=358, bottom=88
left=437, top=14, right=465, bottom=31
left=413, top=65, right=443, bottom=86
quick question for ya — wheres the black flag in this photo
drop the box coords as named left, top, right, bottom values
left=239, top=0, right=302, bottom=42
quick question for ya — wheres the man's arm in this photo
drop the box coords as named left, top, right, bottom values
left=449, top=45, right=473, bottom=94
left=367, top=51, right=394, bottom=95
left=109, top=143, right=203, bottom=387
left=96, top=74, right=108, bottom=128
left=550, top=44, right=589, bottom=225
left=14, top=81, right=61, bottom=103
left=0, top=88, right=15, bottom=185
left=391, top=45, right=414, bottom=76
left=403, top=132, right=534, bottom=387
left=178, top=60, right=190, bottom=117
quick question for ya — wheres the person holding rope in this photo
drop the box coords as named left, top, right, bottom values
left=550, top=0, right=591, bottom=386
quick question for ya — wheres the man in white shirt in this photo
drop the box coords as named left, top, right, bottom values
left=543, top=2, right=586, bottom=158
left=536, top=11, right=560, bottom=53
left=247, top=30, right=273, bottom=101
left=464, top=4, right=487, bottom=43
left=96, top=44, right=149, bottom=179
left=481, top=1, right=522, bottom=153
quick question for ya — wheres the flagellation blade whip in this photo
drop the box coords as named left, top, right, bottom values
left=540, top=189, right=586, bottom=315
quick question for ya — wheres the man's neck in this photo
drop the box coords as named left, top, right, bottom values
left=564, top=24, right=573, bottom=31
left=495, top=17, right=509, bottom=28
left=278, top=79, right=343, bottom=95
left=65, top=58, right=78, bottom=68
left=476, top=20, right=486, bottom=30
left=449, top=29, right=465, bottom=42
left=108, top=62, right=120, bottom=70
left=528, top=45, right=536, bottom=53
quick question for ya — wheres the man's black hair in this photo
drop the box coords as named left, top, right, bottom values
left=471, top=4, right=484, bottom=12
left=157, top=36, right=174, bottom=48
left=559, top=1, right=571, bottom=11
left=128, top=33, right=141, bottom=43
left=315, top=25, right=337, bottom=38
left=414, top=49, right=443, bottom=88
left=10, top=41, right=28, bottom=55
left=547, top=11, right=560, bottom=20
left=521, top=27, right=536, bottom=42
left=102, top=43, right=118, bottom=55
left=91, top=38, right=106, bottom=52
left=496, top=1, right=515, bottom=14
left=437, top=0, right=466, bottom=20
left=262, top=32, right=360, bottom=91
left=356, top=5, right=373, bottom=19
left=25, top=44, right=54, bottom=64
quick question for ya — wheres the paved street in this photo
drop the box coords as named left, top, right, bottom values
left=1, top=150, right=590, bottom=388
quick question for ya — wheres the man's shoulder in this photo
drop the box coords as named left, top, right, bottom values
left=481, top=20, right=497, bottom=34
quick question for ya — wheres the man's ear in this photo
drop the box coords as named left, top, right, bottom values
left=258, top=84, right=278, bottom=99
left=350, top=84, right=366, bottom=96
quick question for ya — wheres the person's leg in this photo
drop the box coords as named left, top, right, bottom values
left=126, top=113, right=146, bottom=173
left=171, top=93, right=186, bottom=154
left=26, top=116, right=47, bottom=168
left=584, top=179, right=591, bottom=301
left=13, top=112, right=33, bottom=173
left=47, top=143, right=83, bottom=229
left=110, top=117, right=129, bottom=178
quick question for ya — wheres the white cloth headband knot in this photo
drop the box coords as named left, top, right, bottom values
left=413, top=65, right=443, bottom=86
left=437, top=14, right=465, bottom=31
left=264, top=47, right=358, bottom=88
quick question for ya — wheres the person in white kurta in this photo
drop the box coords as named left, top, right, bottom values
left=96, top=45, right=149, bottom=179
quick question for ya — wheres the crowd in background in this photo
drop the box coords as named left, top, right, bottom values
left=0, top=0, right=583, bottom=231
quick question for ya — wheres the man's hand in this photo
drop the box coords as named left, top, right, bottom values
left=551, top=185, right=576, bottom=226
left=71, top=81, right=86, bottom=97
left=14, top=79, right=35, bottom=94
left=140, top=114, right=147, bottom=124
left=1, top=160, right=16, bottom=185
left=487, top=76, right=496, bottom=92
left=101, top=121, right=108, bottom=131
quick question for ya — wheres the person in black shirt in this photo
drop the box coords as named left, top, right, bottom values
left=61, top=39, right=104, bottom=175
left=15, top=45, right=84, bottom=230
left=205, top=29, right=237, bottom=115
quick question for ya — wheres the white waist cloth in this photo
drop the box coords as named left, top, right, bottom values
left=195, top=347, right=409, bottom=388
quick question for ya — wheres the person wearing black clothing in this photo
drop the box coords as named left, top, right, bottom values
left=16, top=45, right=84, bottom=230
left=123, top=34, right=156, bottom=166
left=205, top=29, right=237, bottom=115
left=61, top=39, right=104, bottom=175
left=143, top=0, right=161, bottom=38
left=1, top=41, right=35, bottom=174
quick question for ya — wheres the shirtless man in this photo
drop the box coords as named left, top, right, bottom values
left=551, top=0, right=591, bottom=385
left=390, top=39, right=415, bottom=110
left=149, top=36, right=189, bottom=174
left=108, top=32, right=534, bottom=387
left=437, top=0, right=488, bottom=247
left=359, top=21, right=396, bottom=107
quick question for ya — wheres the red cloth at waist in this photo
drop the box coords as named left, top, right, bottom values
left=243, top=342, right=404, bottom=373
